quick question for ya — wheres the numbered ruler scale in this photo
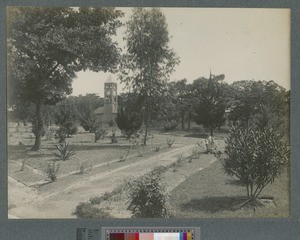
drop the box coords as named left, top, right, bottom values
left=103, top=227, right=197, bottom=240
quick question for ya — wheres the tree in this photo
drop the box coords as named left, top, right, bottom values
left=116, top=93, right=143, bottom=139
left=76, top=94, right=104, bottom=132
left=7, top=7, right=123, bottom=150
left=54, top=97, right=79, bottom=138
left=220, top=118, right=289, bottom=200
left=168, top=79, right=193, bottom=130
left=120, top=8, right=179, bottom=145
left=192, top=73, right=229, bottom=136
left=228, top=80, right=289, bottom=128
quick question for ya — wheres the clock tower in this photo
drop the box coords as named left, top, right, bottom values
left=103, top=75, right=118, bottom=124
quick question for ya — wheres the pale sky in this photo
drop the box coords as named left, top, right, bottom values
left=71, top=8, right=290, bottom=97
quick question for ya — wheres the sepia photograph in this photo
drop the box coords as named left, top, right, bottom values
left=7, top=7, right=290, bottom=219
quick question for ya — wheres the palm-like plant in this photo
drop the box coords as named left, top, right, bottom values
left=53, top=141, right=76, bottom=161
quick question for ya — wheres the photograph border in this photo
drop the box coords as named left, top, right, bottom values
left=1, top=0, right=299, bottom=239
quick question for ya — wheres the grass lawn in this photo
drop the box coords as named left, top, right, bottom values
left=169, top=160, right=290, bottom=218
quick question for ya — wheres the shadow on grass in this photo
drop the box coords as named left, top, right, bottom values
left=180, top=196, right=248, bottom=213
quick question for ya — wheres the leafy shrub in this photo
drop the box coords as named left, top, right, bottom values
left=20, top=158, right=28, bottom=171
left=74, top=202, right=112, bottom=218
left=166, top=137, right=175, bottom=148
left=219, top=123, right=289, bottom=200
left=44, top=161, right=60, bottom=182
left=53, top=141, right=76, bottom=161
left=95, top=128, right=107, bottom=142
left=127, top=166, right=171, bottom=218
left=162, top=119, right=178, bottom=131
left=171, top=154, right=185, bottom=172
left=115, top=106, right=143, bottom=140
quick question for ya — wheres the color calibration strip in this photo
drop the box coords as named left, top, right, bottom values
left=106, top=229, right=193, bottom=240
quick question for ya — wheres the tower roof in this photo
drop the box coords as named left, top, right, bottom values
left=105, top=74, right=117, bottom=84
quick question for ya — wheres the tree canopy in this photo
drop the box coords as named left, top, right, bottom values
left=7, top=7, right=124, bottom=150
left=120, top=8, right=179, bottom=144
left=192, top=73, right=229, bottom=136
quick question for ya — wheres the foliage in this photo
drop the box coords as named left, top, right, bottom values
left=162, top=119, right=178, bottom=132
left=219, top=122, right=289, bottom=200
left=127, top=166, right=171, bottom=218
left=95, top=128, right=108, bottom=142
left=167, top=79, right=193, bottom=130
left=228, top=80, right=289, bottom=126
left=55, top=127, right=67, bottom=143
left=171, top=154, right=185, bottom=172
left=166, top=137, right=175, bottom=148
left=54, top=98, right=78, bottom=137
left=20, top=158, right=28, bottom=171
left=192, top=73, right=229, bottom=136
left=120, top=8, right=179, bottom=145
left=119, top=144, right=133, bottom=162
left=44, top=161, right=60, bottom=182
left=74, top=202, right=112, bottom=218
left=7, top=7, right=123, bottom=150
left=116, top=93, right=143, bottom=139
left=76, top=94, right=104, bottom=132
left=53, top=141, right=76, bottom=161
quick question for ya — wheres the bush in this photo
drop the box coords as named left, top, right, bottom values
left=127, top=166, right=171, bottom=218
left=219, top=123, right=289, bottom=200
left=166, top=137, right=175, bottom=148
left=162, top=119, right=178, bottom=132
left=95, top=128, right=107, bottom=142
left=115, top=106, right=143, bottom=140
left=44, top=161, right=60, bottom=182
left=74, top=202, right=112, bottom=218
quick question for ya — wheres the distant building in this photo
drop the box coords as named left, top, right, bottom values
left=93, top=75, right=118, bottom=126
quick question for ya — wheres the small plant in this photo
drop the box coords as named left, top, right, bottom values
left=119, top=144, right=133, bottom=162
left=55, top=127, right=67, bottom=143
left=45, top=127, right=54, bottom=140
left=95, top=128, right=107, bottom=142
left=110, top=130, right=118, bottom=143
left=188, top=148, right=201, bottom=162
left=20, top=158, right=28, bottom=171
left=74, top=202, right=113, bottom=218
left=44, top=161, right=60, bottom=182
left=127, top=166, right=171, bottom=218
left=162, top=119, right=178, bottom=132
left=137, top=145, right=145, bottom=157
left=171, top=154, right=185, bottom=172
left=197, top=137, right=218, bottom=154
left=77, top=160, right=92, bottom=174
left=53, top=141, right=76, bottom=161
left=166, top=137, right=175, bottom=148
left=155, top=146, right=160, bottom=152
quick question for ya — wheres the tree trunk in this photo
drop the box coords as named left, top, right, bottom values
left=210, top=126, right=213, bottom=136
left=31, top=102, right=44, bottom=151
left=181, top=110, right=185, bottom=130
left=144, top=113, right=149, bottom=146
left=188, top=109, right=191, bottom=131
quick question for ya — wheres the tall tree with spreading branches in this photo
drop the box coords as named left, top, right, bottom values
left=7, top=7, right=123, bottom=150
left=120, top=8, right=179, bottom=145
left=192, top=73, right=229, bottom=136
